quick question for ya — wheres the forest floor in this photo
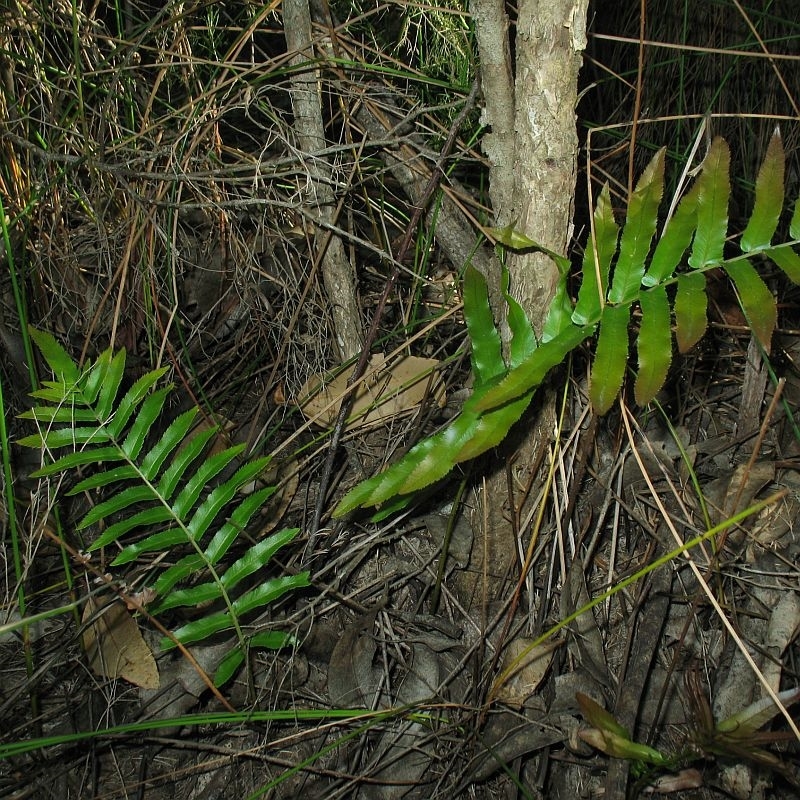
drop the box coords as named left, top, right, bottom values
left=2, top=4, right=800, bottom=796
left=3, top=224, right=800, bottom=800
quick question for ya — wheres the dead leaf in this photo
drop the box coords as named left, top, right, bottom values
left=328, top=609, right=383, bottom=708
left=254, top=458, right=300, bottom=536
left=492, top=638, right=559, bottom=708
left=82, top=596, right=159, bottom=689
left=643, top=768, right=704, bottom=793
left=299, top=353, right=445, bottom=430
left=763, top=594, right=800, bottom=692
left=562, top=560, right=611, bottom=688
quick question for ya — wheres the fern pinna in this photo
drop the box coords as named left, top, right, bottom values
left=19, top=329, right=309, bottom=687
left=335, top=129, right=800, bottom=516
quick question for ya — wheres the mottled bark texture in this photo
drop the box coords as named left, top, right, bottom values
left=509, top=0, right=587, bottom=331
left=470, top=0, right=515, bottom=225
left=468, top=0, right=588, bottom=599
left=284, top=0, right=363, bottom=360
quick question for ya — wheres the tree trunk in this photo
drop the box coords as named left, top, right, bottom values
left=469, top=0, right=588, bottom=599
left=284, top=0, right=363, bottom=361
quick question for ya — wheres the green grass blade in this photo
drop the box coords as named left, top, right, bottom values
left=674, top=271, right=708, bottom=353
left=644, top=179, right=700, bottom=286
left=608, top=148, right=666, bottom=305
left=635, top=286, right=672, bottom=406
left=590, top=304, right=630, bottom=414
left=689, top=137, right=730, bottom=268
left=791, top=197, right=800, bottom=240
left=723, top=259, right=776, bottom=348
left=574, top=184, right=618, bottom=325
left=740, top=128, right=784, bottom=253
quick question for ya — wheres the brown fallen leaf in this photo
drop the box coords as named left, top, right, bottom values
left=491, top=638, right=560, bottom=708
left=299, top=353, right=445, bottom=430
left=643, top=768, right=703, bottom=793
left=82, top=596, right=159, bottom=689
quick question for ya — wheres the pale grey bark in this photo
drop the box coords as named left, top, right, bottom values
left=469, top=0, right=589, bottom=599
left=509, top=0, right=588, bottom=336
left=470, top=0, right=515, bottom=224
left=284, top=0, right=363, bottom=360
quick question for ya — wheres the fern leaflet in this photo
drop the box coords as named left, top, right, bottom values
left=19, top=328, right=308, bottom=686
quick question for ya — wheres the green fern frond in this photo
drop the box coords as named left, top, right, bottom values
left=609, top=148, right=666, bottom=305
left=723, top=259, right=776, bottom=348
left=674, top=271, right=708, bottom=353
left=590, top=304, right=630, bottom=415
left=643, top=178, right=700, bottom=287
left=573, top=184, right=618, bottom=325
left=740, top=128, right=784, bottom=253
left=335, top=130, right=800, bottom=515
left=463, top=265, right=504, bottom=383
left=690, top=137, right=730, bottom=269
left=19, top=329, right=308, bottom=686
left=164, top=573, right=309, bottom=650
left=635, top=286, right=672, bottom=406
left=791, top=197, right=800, bottom=240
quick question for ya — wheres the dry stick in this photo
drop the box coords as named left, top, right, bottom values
left=307, top=78, right=481, bottom=544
